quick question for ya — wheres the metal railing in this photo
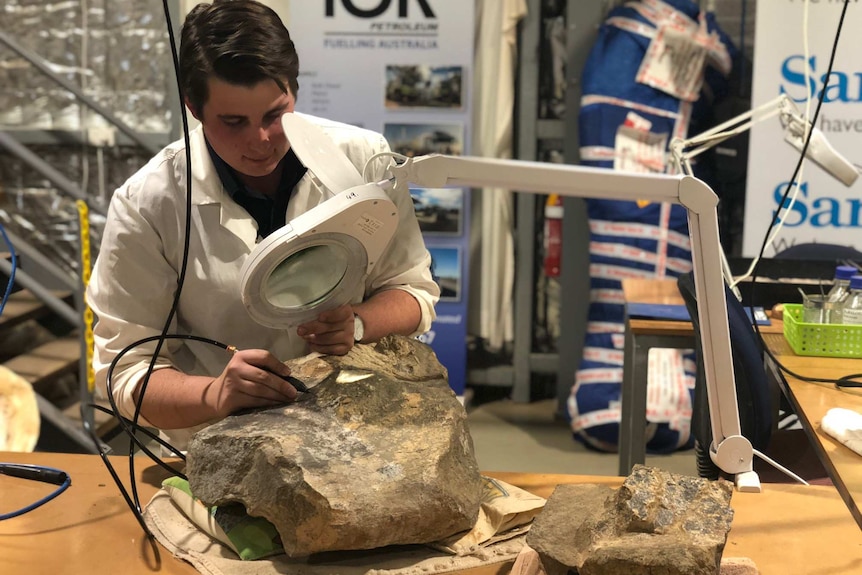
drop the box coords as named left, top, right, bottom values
left=0, top=26, right=167, bottom=452
left=0, top=30, right=161, bottom=156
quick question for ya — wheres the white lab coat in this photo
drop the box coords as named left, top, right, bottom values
left=88, top=113, right=439, bottom=449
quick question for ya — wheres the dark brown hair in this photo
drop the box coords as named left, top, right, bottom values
left=180, top=0, right=300, bottom=116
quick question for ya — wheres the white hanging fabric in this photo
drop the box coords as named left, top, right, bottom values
left=469, top=0, right=528, bottom=351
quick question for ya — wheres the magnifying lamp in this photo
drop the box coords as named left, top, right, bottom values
left=239, top=114, right=399, bottom=328
left=242, top=114, right=757, bottom=491
left=239, top=184, right=398, bottom=327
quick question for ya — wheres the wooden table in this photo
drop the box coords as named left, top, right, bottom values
left=3, top=451, right=862, bottom=574
left=618, top=279, right=784, bottom=476
left=762, top=332, right=862, bottom=530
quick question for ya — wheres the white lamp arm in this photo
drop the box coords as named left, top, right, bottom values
left=670, top=94, right=857, bottom=186
left=390, top=154, right=681, bottom=203
left=670, top=94, right=792, bottom=175
left=388, top=154, right=759, bottom=491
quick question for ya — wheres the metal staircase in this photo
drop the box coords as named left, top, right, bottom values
left=0, top=285, right=104, bottom=452
left=0, top=11, right=176, bottom=452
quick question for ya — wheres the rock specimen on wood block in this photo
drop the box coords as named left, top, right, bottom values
left=526, top=465, right=734, bottom=575
left=186, top=335, right=483, bottom=558
left=0, top=365, right=40, bottom=452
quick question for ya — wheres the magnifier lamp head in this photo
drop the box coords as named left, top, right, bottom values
left=779, top=98, right=859, bottom=187
left=239, top=114, right=399, bottom=328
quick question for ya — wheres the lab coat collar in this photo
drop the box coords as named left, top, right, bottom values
left=185, top=123, right=327, bottom=247
left=188, top=126, right=227, bottom=207
left=183, top=127, right=256, bottom=247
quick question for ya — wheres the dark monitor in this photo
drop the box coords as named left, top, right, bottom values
left=728, top=248, right=861, bottom=310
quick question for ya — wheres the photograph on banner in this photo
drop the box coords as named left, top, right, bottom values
left=383, top=122, right=464, bottom=157
left=428, top=246, right=461, bottom=302
left=409, top=187, right=464, bottom=235
left=385, top=65, right=464, bottom=109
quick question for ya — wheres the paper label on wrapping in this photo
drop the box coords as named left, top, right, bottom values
left=623, top=111, right=653, bottom=132
left=614, top=125, right=667, bottom=175
left=637, top=23, right=709, bottom=102
left=646, top=348, right=693, bottom=429
left=354, top=213, right=384, bottom=236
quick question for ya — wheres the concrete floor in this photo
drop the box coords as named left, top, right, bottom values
left=466, top=396, right=697, bottom=477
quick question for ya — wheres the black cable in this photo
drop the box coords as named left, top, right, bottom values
left=749, top=2, right=853, bottom=392
left=90, top=404, right=185, bottom=459
left=92, top=334, right=230, bottom=538
left=81, top=419, right=153, bottom=535
left=125, top=0, right=195, bottom=523
left=836, top=373, right=862, bottom=389
left=86, top=0, right=198, bottom=540
left=85, top=338, right=230, bottom=536
left=105, top=334, right=231, bottom=466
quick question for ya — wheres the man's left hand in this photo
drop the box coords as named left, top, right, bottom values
left=297, top=304, right=355, bottom=355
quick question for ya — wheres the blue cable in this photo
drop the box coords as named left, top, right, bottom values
left=0, top=222, right=16, bottom=318
left=0, top=463, right=71, bottom=520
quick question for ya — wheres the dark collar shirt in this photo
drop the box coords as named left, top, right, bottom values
left=206, top=139, right=308, bottom=239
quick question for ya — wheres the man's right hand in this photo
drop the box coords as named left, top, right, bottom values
left=130, top=349, right=302, bottom=430
left=204, top=348, right=300, bottom=419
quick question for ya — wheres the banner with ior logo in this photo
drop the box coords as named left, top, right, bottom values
left=745, top=2, right=862, bottom=258
left=288, top=1, right=474, bottom=397
left=288, top=1, right=472, bottom=136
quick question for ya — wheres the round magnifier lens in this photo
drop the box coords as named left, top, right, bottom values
left=264, top=243, right=349, bottom=309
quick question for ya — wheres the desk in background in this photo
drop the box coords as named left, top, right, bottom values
left=618, top=279, right=783, bottom=476
left=763, top=332, right=862, bottom=531
left=620, top=279, right=862, bottom=532
left=2, top=451, right=862, bottom=574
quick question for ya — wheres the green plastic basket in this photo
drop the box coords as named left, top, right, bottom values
left=783, top=303, right=862, bottom=358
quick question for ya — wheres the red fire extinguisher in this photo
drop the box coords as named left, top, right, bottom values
left=543, top=194, right=563, bottom=277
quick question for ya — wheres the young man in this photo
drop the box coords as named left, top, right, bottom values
left=87, top=0, right=439, bottom=450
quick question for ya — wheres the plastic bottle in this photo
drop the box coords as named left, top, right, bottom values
left=841, top=275, right=862, bottom=326
left=827, top=265, right=857, bottom=305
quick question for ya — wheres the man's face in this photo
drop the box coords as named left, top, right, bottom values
left=194, top=77, right=295, bottom=178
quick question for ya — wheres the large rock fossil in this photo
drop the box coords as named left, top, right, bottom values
left=186, top=335, right=483, bottom=558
